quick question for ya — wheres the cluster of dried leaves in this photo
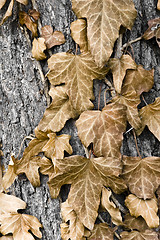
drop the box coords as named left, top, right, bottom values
left=1, top=0, right=160, bottom=239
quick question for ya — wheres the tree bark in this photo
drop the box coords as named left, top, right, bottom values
left=1, top=0, right=160, bottom=239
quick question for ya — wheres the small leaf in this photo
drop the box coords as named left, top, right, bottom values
left=32, top=38, right=47, bottom=61
left=143, top=18, right=160, bottom=47
left=88, top=223, right=114, bottom=240
left=121, top=230, right=158, bottom=240
left=125, top=194, right=159, bottom=228
left=41, top=25, right=65, bottom=49
left=123, top=214, right=148, bottom=231
left=2, top=156, right=17, bottom=191
left=0, top=0, right=14, bottom=26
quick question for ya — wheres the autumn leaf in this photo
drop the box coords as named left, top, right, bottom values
left=125, top=194, right=159, bottom=228
left=101, top=187, right=122, bottom=226
left=37, top=85, right=78, bottom=132
left=137, top=97, right=160, bottom=140
left=87, top=223, right=114, bottom=240
left=158, top=0, right=160, bottom=10
left=72, top=0, right=137, bottom=67
left=41, top=25, right=65, bottom=49
left=2, top=156, right=17, bottom=191
left=70, top=19, right=88, bottom=52
left=32, top=38, right=47, bottom=61
left=143, top=18, right=160, bottom=47
left=108, top=55, right=137, bottom=94
left=121, top=230, right=158, bottom=240
left=48, top=155, right=126, bottom=230
left=47, top=52, right=108, bottom=114
left=122, top=155, right=160, bottom=199
left=19, top=9, right=40, bottom=37
left=123, top=214, right=148, bottom=231
left=76, top=102, right=127, bottom=158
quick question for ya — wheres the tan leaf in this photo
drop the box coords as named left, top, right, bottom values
left=158, top=0, right=160, bottom=10
left=37, top=85, right=78, bottom=132
left=16, top=0, right=28, bottom=4
left=0, top=0, right=7, bottom=9
left=48, top=155, right=126, bottom=230
left=42, top=133, right=73, bottom=164
left=0, top=0, right=14, bottom=26
left=137, top=97, right=160, bottom=140
left=72, top=0, right=137, bottom=67
left=88, top=223, right=114, bottom=240
left=122, top=156, right=160, bottom=199
left=109, top=55, right=137, bottom=94
left=41, top=25, right=65, bottom=49
left=32, top=38, right=47, bottom=61
left=61, top=223, right=70, bottom=240
left=19, top=9, right=40, bottom=37
left=76, top=102, right=127, bottom=158
left=39, top=157, right=54, bottom=178
left=123, top=214, right=148, bottom=231
left=0, top=213, right=42, bottom=240
left=121, top=230, right=158, bottom=240
left=143, top=18, right=160, bottom=47
left=2, top=156, right=17, bottom=191
left=101, top=187, right=122, bottom=226
left=70, top=19, right=88, bottom=52
left=47, top=52, right=108, bottom=114
left=0, top=236, right=14, bottom=240
left=125, top=194, right=159, bottom=228
left=61, top=200, right=85, bottom=240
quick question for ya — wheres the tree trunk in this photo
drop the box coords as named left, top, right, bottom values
left=1, top=0, right=160, bottom=239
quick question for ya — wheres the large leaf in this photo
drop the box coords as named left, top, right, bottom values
left=121, top=230, right=158, bottom=240
left=47, top=52, right=108, bottom=114
left=76, top=102, right=127, bottom=158
left=122, top=156, right=160, bottom=199
left=48, top=155, right=126, bottom=230
left=87, top=223, right=114, bottom=240
left=125, top=194, right=159, bottom=228
left=72, top=0, right=137, bottom=67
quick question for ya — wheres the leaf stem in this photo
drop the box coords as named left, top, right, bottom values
left=132, top=129, right=142, bottom=159
left=75, top=43, right=78, bottom=55
left=110, top=192, right=128, bottom=214
left=122, top=36, right=142, bottom=50
left=98, top=83, right=102, bottom=110
left=16, top=135, right=35, bottom=159
left=142, top=94, right=148, bottom=105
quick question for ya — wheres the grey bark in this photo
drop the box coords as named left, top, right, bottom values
left=0, top=0, right=160, bottom=239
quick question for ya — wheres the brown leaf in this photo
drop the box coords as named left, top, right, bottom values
left=123, top=214, right=149, bottom=231
left=137, top=97, right=160, bottom=140
left=158, top=0, right=160, bottom=10
left=48, top=155, right=127, bottom=230
left=143, top=18, right=160, bottom=47
left=72, top=0, right=137, bottom=67
left=47, top=52, right=108, bottom=114
left=122, top=156, right=160, bottom=199
left=125, top=194, right=159, bottom=228
left=70, top=19, right=88, bottom=52
left=19, top=9, right=40, bottom=37
left=2, top=156, right=17, bottom=191
left=61, top=200, right=85, bottom=240
left=121, top=230, right=158, bottom=240
left=101, top=187, right=122, bottom=226
left=76, top=102, right=127, bottom=158
left=41, top=25, right=65, bottom=49
left=37, top=85, right=78, bottom=132
left=0, top=0, right=14, bottom=26
left=32, top=38, right=47, bottom=61
left=109, top=55, right=137, bottom=94
left=87, top=223, right=114, bottom=240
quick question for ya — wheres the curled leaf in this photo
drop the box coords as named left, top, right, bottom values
left=32, top=38, right=47, bottom=61
left=143, top=18, right=160, bottom=47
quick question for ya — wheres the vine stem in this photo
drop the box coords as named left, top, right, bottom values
left=142, top=94, right=148, bottom=105
left=98, top=83, right=102, bottom=110
left=132, top=129, right=142, bottom=159
left=122, top=36, right=142, bottom=50
left=16, top=135, right=35, bottom=159
left=109, top=191, right=128, bottom=214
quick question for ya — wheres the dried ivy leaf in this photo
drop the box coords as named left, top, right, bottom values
left=0, top=0, right=14, bottom=26
left=109, top=55, right=137, bottom=94
left=121, top=230, right=158, bottom=240
left=101, top=187, right=122, bottom=226
left=2, top=156, right=17, bottom=191
left=72, top=0, right=137, bottom=67
left=39, top=157, right=54, bottom=178
left=76, top=102, right=127, bottom=158
left=32, top=38, right=47, bottom=61
left=61, top=200, right=85, bottom=240
left=158, top=0, right=160, bottom=10
left=137, top=97, right=160, bottom=140
left=49, top=156, right=126, bottom=229
left=125, top=194, right=159, bottom=228
left=122, top=156, right=160, bottom=199
left=41, top=25, right=65, bottom=49
left=19, top=9, right=40, bottom=37
left=123, top=214, right=148, bottom=231
left=0, top=213, right=42, bottom=240
left=70, top=19, right=88, bottom=52
left=88, top=223, right=114, bottom=240
left=38, top=86, right=78, bottom=132
left=143, top=18, right=160, bottom=48
left=0, top=0, right=7, bottom=9
left=47, top=52, right=108, bottom=114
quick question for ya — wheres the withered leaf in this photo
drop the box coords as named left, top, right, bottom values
left=158, top=0, right=160, bottom=10
left=61, top=200, right=85, bottom=240
left=137, top=97, right=160, bottom=140
left=121, top=230, right=158, bottom=240
left=76, top=102, right=127, bottom=158
left=19, top=9, right=40, bottom=37
left=123, top=214, right=148, bottom=232
left=48, top=155, right=126, bottom=230
left=125, top=194, right=159, bottom=228
left=143, top=18, right=160, bottom=48
left=109, top=55, right=137, bottom=94
left=87, top=223, right=114, bottom=240
left=70, top=19, right=88, bottom=52
left=32, top=38, right=47, bottom=61
left=2, top=156, right=17, bottom=191
left=38, top=85, right=78, bottom=132
left=72, top=0, right=137, bottom=67
left=47, top=52, right=108, bottom=114
left=41, top=25, right=65, bottom=49
left=101, top=187, right=122, bottom=226
left=122, top=156, right=160, bottom=199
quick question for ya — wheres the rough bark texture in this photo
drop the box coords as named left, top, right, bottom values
left=0, top=0, right=160, bottom=239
